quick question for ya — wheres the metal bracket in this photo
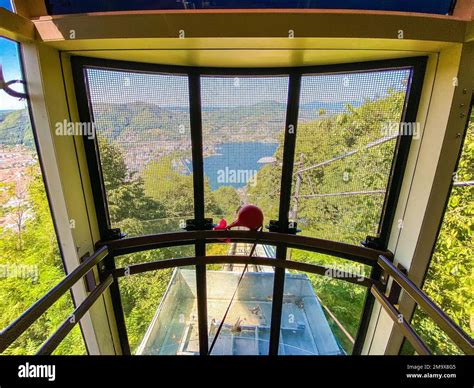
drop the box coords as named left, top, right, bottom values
left=183, top=218, right=214, bottom=231
left=362, top=235, right=384, bottom=250
left=79, top=252, right=98, bottom=292
left=267, top=220, right=300, bottom=234
left=106, top=228, right=125, bottom=240
left=387, top=263, right=408, bottom=305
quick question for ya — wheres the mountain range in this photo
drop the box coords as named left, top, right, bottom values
left=0, top=99, right=360, bottom=148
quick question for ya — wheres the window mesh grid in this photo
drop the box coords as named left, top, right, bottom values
left=86, top=68, right=193, bottom=236
left=292, top=69, right=412, bottom=245
left=200, top=76, right=289, bottom=223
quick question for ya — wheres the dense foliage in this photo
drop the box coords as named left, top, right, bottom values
left=0, top=164, right=86, bottom=354
left=406, top=111, right=473, bottom=354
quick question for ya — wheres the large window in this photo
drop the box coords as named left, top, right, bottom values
left=73, top=57, right=425, bottom=355
left=75, top=59, right=423, bottom=249
left=84, top=68, right=193, bottom=237
left=115, top=246, right=196, bottom=354
left=283, top=250, right=371, bottom=354
left=403, top=102, right=473, bottom=355
left=199, top=75, right=288, bottom=354
left=82, top=68, right=200, bottom=354
left=201, top=75, right=288, bottom=225
left=278, top=269, right=364, bottom=355
left=291, top=69, right=412, bottom=246
left=0, top=38, right=86, bottom=354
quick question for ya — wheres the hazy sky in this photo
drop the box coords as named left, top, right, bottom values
left=0, top=1, right=27, bottom=110
left=87, top=67, right=410, bottom=109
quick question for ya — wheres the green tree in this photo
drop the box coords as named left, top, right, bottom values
left=408, top=111, right=473, bottom=354
left=212, top=185, right=241, bottom=220
left=98, top=139, right=165, bottom=235
left=0, top=164, right=86, bottom=354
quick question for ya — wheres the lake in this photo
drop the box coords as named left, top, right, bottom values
left=187, top=142, right=278, bottom=190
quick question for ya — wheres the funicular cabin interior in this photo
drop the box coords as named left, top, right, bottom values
left=0, top=0, right=473, bottom=357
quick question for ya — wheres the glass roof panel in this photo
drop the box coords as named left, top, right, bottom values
left=44, top=0, right=455, bottom=16
left=0, top=0, right=13, bottom=12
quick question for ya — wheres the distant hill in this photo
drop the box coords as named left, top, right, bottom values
left=91, top=101, right=189, bottom=142
left=0, top=109, right=34, bottom=147
left=299, top=100, right=361, bottom=121
left=0, top=110, right=15, bottom=122
left=0, top=100, right=358, bottom=148
left=90, top=100, right=290, bottom=144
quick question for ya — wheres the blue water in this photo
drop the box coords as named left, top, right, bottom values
left=187, top=142, right=278, bottom=190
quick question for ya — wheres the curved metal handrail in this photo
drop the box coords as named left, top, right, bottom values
left=1, top=230, right=472, bottom=356
left=1, top=230, right=385, bottom=355
left=113, top=255, right=374, bottom=287
left=377, top=255, right=474, bottom=355
left=100, top=229, right=391, bottom=266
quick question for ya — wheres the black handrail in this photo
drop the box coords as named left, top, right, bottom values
left=0, top=246, right=109, bottom=353
left=1, top=231, right=386, bottom=355
left=2, top=231, right=471, bottom=356
left=102, top=229, right=387, bottom=356
left=113, top=255, right=374, bottom=287
left=377, top=255, right=474, bottom=355
left=100, top=229, right=389, bottom=266
left=371, top=286, right=431, bottom=355
left=36, top=275, right=114, bottom=355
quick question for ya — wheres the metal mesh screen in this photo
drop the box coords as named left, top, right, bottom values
left=85, top=68, right=192, bottom=236
left=291, top=69, right=412, bottom=245
left=200, top=75, right=289, bottom=223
